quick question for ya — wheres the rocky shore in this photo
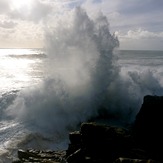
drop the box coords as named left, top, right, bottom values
left=12, top=95, right=163, bottom=163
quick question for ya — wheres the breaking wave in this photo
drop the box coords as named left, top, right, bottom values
left=3, top=7, right=163, bottom=154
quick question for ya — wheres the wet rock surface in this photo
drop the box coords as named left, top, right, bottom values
left=13, top=149, right=67, bottom=163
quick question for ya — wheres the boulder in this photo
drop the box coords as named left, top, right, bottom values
left=133, top=95, right=163, bottom=161
left=66, top=122, right=150, bottom=163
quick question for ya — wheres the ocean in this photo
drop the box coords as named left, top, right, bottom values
left=1, top=7, right=163, bottom=162
left=0, top=48, right=163, bottom=162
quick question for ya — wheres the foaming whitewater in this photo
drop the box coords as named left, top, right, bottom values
left=2, top=7, right=163, bottom=161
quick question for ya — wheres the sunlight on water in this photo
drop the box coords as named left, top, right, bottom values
left=0, top=48, right=38, bottom=56
left=0, top=48, right=44, bottom=92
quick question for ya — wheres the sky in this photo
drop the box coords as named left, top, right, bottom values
left=0, top=0, right=163, bottom=50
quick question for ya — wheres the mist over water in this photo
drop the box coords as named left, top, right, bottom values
left=4, top=7, right=163, bottom=154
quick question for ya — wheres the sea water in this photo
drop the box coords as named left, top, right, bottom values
left=1, top=7, right=163, bottom=162
left=1, top=48, right=163, bottom=162
left=0, top=48, right=45, bottom=93
left=0, top=48, right=47, bottom=161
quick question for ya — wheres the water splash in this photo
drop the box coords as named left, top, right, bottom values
left=5, top=7, right=163, bottom=140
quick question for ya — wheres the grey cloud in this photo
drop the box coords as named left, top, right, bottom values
left=0, top=20, right=17, bottom=28
left=92, top=0, right=102, bottom=3
left=8, top=0, right=52, bottom=22
left=0, top=0, right=10, bottom=14
left=101, top=0, right=163, bottom=33
left=29, top=1, right=53, bottom=22
left=118, top=0, right=163, bottom=15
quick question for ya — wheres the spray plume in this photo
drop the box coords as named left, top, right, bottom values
left=5, top=7, right=163, bottom=138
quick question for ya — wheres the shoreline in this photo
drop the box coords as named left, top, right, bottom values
left=12, top=95, right=162, bottom=163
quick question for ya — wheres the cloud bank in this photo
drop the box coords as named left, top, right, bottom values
left=0, top=0, right=162, bottom=49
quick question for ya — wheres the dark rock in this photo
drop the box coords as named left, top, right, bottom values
left=67, top=122, right=139, bottom=163
left=69, top=131, right=81, bottom=144
left=66, top=131, right=82, bottom=157
left=13, top=95, right=163, bottom=163
left=66, top=149, right=85, bottom=163
left=80, top=122, right=133, bottom=159
left=114, top=157, right=160, bottom=163
left=18, top=149, right=36, bottom=160
left=15, top=149, right=66, bottom=163
left=133, top=95, right=163, bottom=161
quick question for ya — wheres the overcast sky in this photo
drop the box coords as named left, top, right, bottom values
left=0, top=0, right=162, bottom=50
